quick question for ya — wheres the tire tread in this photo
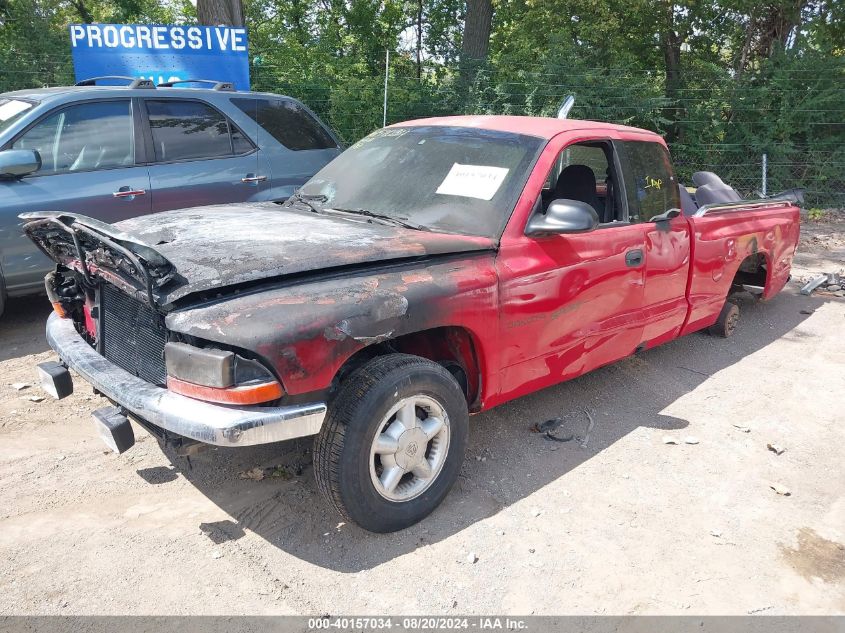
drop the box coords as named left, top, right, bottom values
left=313, top=354, right=451, bottom=524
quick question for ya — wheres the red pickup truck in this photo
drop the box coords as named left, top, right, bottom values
left=23, top=115, right=800, bottom=532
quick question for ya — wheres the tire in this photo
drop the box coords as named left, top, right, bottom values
left=709, top=300, right=740, bottom=338
left=314, top=353, right=469, bottom=533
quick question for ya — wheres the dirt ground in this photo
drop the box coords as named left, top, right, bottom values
left=1, top=212, right=843, bottom=616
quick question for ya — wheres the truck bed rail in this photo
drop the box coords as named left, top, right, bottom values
left=694, top=190, right=803, bottom=218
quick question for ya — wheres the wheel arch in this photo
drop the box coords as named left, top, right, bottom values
left=331, top=325, right=486, bottom=412
left=729, top=249, right=772, bottom=297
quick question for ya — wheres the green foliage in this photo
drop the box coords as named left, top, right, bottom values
left=0, top=0, right=191, bottom=93
left=1, top=0, right=843, bottom=204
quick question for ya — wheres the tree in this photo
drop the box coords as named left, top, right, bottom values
left=197, top=0, right=243, bottom=26
left=462, top=0, right=492, bottom=61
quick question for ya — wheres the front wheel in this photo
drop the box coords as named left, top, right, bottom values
left=313, top=354, right=469, bottom=533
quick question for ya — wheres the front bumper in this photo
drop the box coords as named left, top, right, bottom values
left=45, top=312, right=327, bottom=447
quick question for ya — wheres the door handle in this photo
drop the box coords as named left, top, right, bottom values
left=113, top=187, right=146, bottom=199
left=625, top=249, right=644, bottom=267
left=241, top=175, right=267, bottom=184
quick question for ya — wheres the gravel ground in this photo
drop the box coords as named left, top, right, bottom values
left=0, top=212, right=843, bottom=615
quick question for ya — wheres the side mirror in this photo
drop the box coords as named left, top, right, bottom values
left=0, top=149, right=41, bottom=178
left=526, top=199, right=599, bottom=236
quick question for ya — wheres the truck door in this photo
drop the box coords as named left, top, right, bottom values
left=618, top=141, right=690, bottom=347
left=495, top=137, right=648, bottom=404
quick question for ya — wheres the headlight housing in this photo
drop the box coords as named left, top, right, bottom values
left=164, top=342, right=283, bottom=405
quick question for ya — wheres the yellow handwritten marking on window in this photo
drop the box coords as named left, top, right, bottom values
left=644, top=176, right=663, bottom=190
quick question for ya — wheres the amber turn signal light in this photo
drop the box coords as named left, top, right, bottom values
left=166, top=376, right=283, bottom=405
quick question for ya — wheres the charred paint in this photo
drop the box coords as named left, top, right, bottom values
left=165, top=254, right=499, bottom=399
left=112, top=203, right=496, bottom=306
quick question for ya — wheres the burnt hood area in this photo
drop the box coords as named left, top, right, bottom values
left=113, top=203, right=497, bottom=306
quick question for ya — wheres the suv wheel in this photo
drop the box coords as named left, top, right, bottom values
left=313, top=354, right=469, bottom=533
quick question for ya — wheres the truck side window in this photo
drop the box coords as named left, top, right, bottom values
left=622, top=141, right=680, bottom=222
left=542, top=141, right=624, bottom=224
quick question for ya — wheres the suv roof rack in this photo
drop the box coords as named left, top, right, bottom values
left=157, top=79, right=236, bottom=92
left=75, top=76, right=156, bottom=89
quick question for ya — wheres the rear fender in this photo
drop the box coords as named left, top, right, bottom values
left=682, top=204, right=799, bottom=335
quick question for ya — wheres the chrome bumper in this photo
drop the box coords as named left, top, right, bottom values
left=45, top=313, right=327, bottom=447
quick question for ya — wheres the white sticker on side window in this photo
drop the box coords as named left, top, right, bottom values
left=435, top=163, right=510, bottom=201
left=0, top=100, right=30, bottom=121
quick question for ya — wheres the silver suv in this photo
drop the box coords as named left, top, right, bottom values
left=0, top=77, right=342, bottom=317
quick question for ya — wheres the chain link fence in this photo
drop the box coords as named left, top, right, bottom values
left=3, top=52, right=842, bottom=208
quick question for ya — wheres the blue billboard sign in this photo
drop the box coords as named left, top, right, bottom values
left=69, top=24, right=250, bottom=90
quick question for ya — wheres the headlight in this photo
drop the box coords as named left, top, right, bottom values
left=164, top=342, right=283, bottom=405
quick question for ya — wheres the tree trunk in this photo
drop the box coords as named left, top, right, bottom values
left=462, top=0, right=493, bottom=62
left=415, top=0, right=423, bottom=79
left=735, top=14, right=758, bottom=77
left=460, top=0, right=493, bottom=86
left=660, top=3, right=683, bottom=143
left=197, top=0, right=244, bottom=26
left=71, top=0, right=94, bottom=24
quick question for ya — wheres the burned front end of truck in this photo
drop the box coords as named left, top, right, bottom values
left=21, top=211, right=326, bottom=456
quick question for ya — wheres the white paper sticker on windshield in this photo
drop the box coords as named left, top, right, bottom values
left=436, top=163, right=509, bottom=201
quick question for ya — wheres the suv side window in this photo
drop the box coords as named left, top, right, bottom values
left=145, top=100, right=252, bottom=162
left=622, top=141, right=680, bottom=222
left=231, top=98, right=338, bottom=151
left=12, top=100, right=134, bottom=175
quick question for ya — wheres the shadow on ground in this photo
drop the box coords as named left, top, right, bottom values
left=148, top=289, right=824, bottom=571
left=0, top=295, right=51, bottom=362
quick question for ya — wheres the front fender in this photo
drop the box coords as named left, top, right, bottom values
left=165, top=254, right=499, bottom=396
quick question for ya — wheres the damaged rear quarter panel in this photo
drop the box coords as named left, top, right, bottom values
left=164, top=254, right=500, bottom=399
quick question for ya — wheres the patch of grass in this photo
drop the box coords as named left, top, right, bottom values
left=807, top=208, right=826, bottom=221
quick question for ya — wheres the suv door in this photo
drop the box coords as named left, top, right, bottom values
left=3, top=99, right=150, bottom=291
left=141, top=98, right=270, bottom=212
left=619, top=140, right=689, bottom=347
left=230, top=97, right=342, bottom=200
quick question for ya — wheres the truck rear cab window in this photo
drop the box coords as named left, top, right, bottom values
left=622, top=141, right=680, bottom=222
left=145, top=100, right=251, bottom=162
left=231, top=98, right=338, bottom=151
left=12, top=100, right=133, bottom=174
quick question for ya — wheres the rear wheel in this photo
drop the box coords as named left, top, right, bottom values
left=709, top=300, right=740, bottom=338
left=313, top=354, right=469, bottom=533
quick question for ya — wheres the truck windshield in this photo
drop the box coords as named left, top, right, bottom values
left=0, top=98, right=36, bottom=134
left=297, top=125, right=544, bottom=238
